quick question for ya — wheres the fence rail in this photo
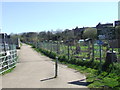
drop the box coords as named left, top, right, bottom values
left=29, top=41, right=120, bottom=62
left=33, top=42, right=102, bottom=59
left=0, top=49, right=17, bottom=74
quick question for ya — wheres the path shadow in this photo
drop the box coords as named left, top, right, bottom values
left=40, top=77, right=56, bottom=82
left=68, top=79, right=89, bottom=86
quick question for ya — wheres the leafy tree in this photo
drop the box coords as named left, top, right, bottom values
left=20, top=32, right=38, bottom=43
left=83, top=27, right=97, bottom=39
left=10, top=33, right=21, bottom=44
left=83, top=27, right=97, bottom=62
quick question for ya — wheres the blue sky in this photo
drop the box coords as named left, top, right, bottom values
left=1, top=2, right=118, bottom=34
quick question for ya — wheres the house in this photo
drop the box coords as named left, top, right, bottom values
left=96, top=23, right=115, bottom=40
left=72, top=26, right=85, bottom=39
left=115, top=20, right=120, bottom=26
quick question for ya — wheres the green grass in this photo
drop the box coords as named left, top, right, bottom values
left=1, top=66, right=16, bottom=75
left=32, top=47, right=45, bottom=56
left=46, top=43, right=107, bottom=60
left=63, top=63, right=120, bottom=90
left=20, top=43, right=22, bottom=46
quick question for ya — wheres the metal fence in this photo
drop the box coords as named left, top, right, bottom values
left=30, top=41, right=120, bottom=62
left=0, top=49, right=17, bottom=74
left=31, top=41, right=103, bottom=60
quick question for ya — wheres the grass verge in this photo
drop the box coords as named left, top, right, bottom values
left=0, top=66, right=16, bottom=75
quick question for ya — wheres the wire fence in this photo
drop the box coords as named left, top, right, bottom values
left=29, top=41, right=120, bottom=62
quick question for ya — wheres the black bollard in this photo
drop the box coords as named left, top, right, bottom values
left=55, top=56, right=58, bottom=78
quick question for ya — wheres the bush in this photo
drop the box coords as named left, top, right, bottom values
left=49, top=52, right=57, bottom=59
left=102, top=77, right=119, bottom=88
left=58, top=55, right=67, bottom=62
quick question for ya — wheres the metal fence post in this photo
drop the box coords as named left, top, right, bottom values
left=55, top=56, right=58, bottom=78
left=99, top=44, right=102, bottom=74
left=68, top=44, right=70, bottom=60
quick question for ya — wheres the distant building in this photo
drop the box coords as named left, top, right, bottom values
left=96, top=23, right=113, bottom=28
left=72, top=27, right=85, bottom=39
left=114, top=20, right=120, bottom=48
left=115, top=20, right=120, bottom=26
left=96, top=23, right=115, bottom=40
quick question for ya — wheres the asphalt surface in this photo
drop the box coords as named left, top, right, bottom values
left=2, top=44, right=89, bottom=88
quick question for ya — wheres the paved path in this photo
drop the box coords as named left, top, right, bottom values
left=2, top=44, right=88, bottom=88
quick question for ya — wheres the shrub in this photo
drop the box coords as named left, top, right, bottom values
left=102, top=77, right=119, bottom=88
